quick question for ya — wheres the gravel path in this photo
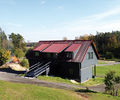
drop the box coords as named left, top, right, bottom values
left=0, top=71, right=105, bottom=92
left=89, top=84, right=105, bottom=92
left=0, top=71, right=85, bottom=90
left=97, top=62, right=120, bottom=66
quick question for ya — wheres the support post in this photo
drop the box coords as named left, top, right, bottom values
left=46, top=67, right=50, bottom=76
left=94, top=65, right=96, bottom=78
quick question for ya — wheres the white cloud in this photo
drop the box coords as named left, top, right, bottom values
left=55, top=7, right=120, bottom=35
left=40, top=0, right=46, bottom=5
left=23, top=7, right=120, bottom=41
left=4, top=6, right=120, bottom=41
left=89, top=7, right=120, bottom=21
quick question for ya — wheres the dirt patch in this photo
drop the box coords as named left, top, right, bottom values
left=0, top=63, right=27, bottom=71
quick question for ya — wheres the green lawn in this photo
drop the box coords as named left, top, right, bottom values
left=38, top=75, right=79, bottom=85
left=89, top=93, right=120, bottom=100
left=38, top=76, right=105, bottom=86
left=82, top=77, right=104, bottom=86
left=0, top=80, right=81, bottom=100
left=96, top=64, right=120, bottom=76
left=0, top=80, right=120, bottom=100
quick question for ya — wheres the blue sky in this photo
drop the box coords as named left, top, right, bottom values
left=0, top=0, right=120, bottom=42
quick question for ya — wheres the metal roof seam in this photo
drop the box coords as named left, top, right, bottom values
left=41, top=42, right=53, bottom=52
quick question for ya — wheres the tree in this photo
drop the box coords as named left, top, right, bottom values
left=9, top=33, right=26, bottom=50
left=79, top=34, right=89, bottom=40
left=9, top=33, right=26, bottom=57
left=0, top=27, right=8, bottom=49
left=0, top=49, right=11, bottom=66
left=14, top=48, right=25, bottom=58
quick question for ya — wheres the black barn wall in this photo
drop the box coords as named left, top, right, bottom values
left=50, top=62, right=80, bottom=80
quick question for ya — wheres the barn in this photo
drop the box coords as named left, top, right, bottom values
left=25, top=40, right=99, bottom=83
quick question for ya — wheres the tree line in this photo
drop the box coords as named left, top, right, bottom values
left=0, top=27, right=27, bottom=66
left=1, top=26, right=120, bottom=66
left=78, top=31, right=120, bottom=59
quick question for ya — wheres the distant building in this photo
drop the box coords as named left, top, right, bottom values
left=26, top=40, right=99, bottom=83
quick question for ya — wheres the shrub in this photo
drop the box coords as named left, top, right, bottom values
left=0, top=49, right=11, bottom=66
left=14, top=48, right=25, bottom=58
left=20, top=58, right=29, bottom=68
left=104, top=71, right=120, bottom=96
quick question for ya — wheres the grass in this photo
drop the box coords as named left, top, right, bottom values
left=98, top=61, right=107, bottom=64
left=96, top=64, right=120, bottom=76
left=82, top=77, right=104, bottom=86
left=0, top=80, right=81, bottom=100
left=0, top=80, right=120, bottom=100
left=38, top=75, right=80, bottom=85
left=38, top=76, right=104, bottom=87
left=21, top=63, right=120, bottom=87
left=89, top=92, right=120, bottom=100
left=76, top=89, right=120, bottom=100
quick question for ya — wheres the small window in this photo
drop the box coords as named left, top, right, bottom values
left=91, top=52, right=93, bottom=59
left=35, top=52, right=39, bottom=56
left=88, top=52, right=93, bottom=59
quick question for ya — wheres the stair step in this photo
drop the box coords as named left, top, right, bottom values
left=25, top=61, right=51, bottom=77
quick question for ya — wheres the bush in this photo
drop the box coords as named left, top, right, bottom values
left=14, top=48, right=25, bottom=58
left=0, top=49, right=11, bottom=66
left=20, top=58, right=29, bottom=68
left=105, top=52, right=114, bottom=59
left=104, top=71, right=120, bottom=96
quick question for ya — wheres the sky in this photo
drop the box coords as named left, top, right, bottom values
left=0, top=0, right=120, bottom=42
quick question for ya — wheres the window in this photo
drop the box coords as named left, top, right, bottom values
left=88, top=52, right=93, bottom=59
left=35, top=52, right=39, bottom=56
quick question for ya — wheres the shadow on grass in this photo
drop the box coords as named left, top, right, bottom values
left=75, top=88, right=97, bottom=93
left=0, top=68, right=26, bottom=74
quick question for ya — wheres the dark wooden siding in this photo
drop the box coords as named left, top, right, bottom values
left=50, top=62, right=80, bottom=80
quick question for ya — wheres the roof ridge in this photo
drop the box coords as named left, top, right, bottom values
left=38, top=40, right=92, bottom=42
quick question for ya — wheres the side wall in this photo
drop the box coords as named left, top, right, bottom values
left=80, top=45, right=98, bottom=83
left=50, top=62, right=80, bottom=80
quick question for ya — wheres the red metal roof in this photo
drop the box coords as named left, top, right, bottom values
left=65, top=44, right=81, bottom=52
left=33, top=40, right=99, bottom=62
left=43, top=43, right=69, bottom=53
left=33, top=43, right=50, bottom=51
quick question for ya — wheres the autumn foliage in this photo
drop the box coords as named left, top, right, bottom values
left=0, top=49, right=11, bottom=66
